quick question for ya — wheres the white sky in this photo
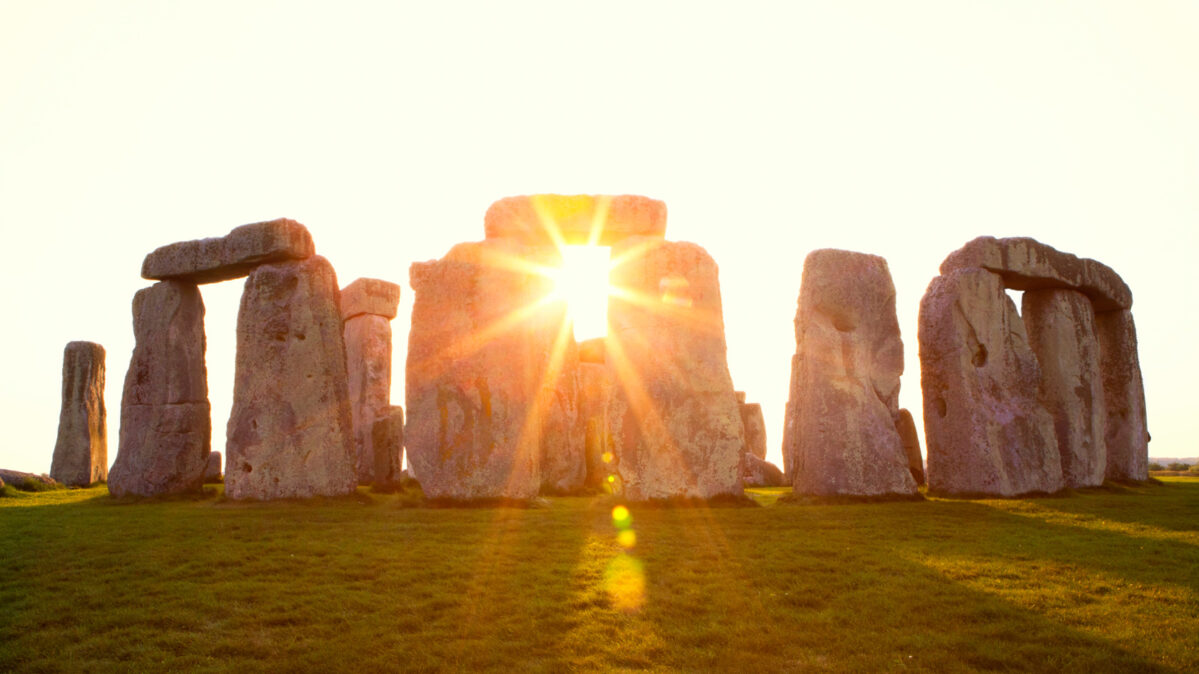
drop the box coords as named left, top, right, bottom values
left=1, top=1, right=1196, bottom=474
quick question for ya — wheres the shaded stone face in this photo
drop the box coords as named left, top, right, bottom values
left=919, top=268, right=1063, bottom=496
left=605, top=237, right=743, bottom=500
left=225, top=256, right=357, bottom=500
left=371, top=406, right=405, bottom=492
left=785, top=249, right=917, bottom=498
left=344, top=314, right=394, bottom=483
left=141, top=218, right=315, bottom=285
left=539, top=336, right=586, bottom=495
left=1096, top=309, right=1149, bottom=481
left=1023, top=289, right=1107, bottom=488
left=51, top=341, right=107, bottom=487
left=109, top=281, right=211, bottom=497
left=739, top=402, right=767, bottom=461
left=940, top=236, right=1131, bottom=312
left=484, top=195, right=667, bottom=247
left=203, top=450, right=222, bottom=483
left=405, top=240, right=579, bottom=500
left=579, top=361, right=614, bottom=489
left=894, top=408, right=925, bottom=487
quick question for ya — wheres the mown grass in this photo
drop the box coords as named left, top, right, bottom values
left=1, top=479, right=1196, bottom=672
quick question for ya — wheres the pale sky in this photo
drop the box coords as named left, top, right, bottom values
left=2, top=1, right=1196, bottom=475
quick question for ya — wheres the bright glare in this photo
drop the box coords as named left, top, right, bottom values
left=553, top=246, right=611, bottom=341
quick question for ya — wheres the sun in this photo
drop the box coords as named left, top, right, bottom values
left=551, top=245, right=612, bottom=341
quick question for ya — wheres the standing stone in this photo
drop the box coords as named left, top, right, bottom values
left=539, top=335, right=586, bottom=494
left=225, top=256, right=357, bottom=500
left=580, top=361, right=614, bottom=490
left=894, top=408, right=925, bottom=486
left=919, top=268, right=1063, bottom=496
left=605, top=237, right=743, bottom=500
left=1023, top=289, right=1107, bottom=488
left=203, top=451, right=222, bottom=483
left=739, top=402, right=767, bottom=460
left=780, top=354, right=801, bottom=481
left=341, top=278, right=401, bottom=484
left=109, top=281, right=211, bottom=497
left=406, top=240, right=575, bottom=500
left=1096, top=309, right=1149, bottom=481
left=51, top=341, right=107, bottom=486
left=371, top=406, right=405, bottom=492
left=785, top=250, right=917, bottom=498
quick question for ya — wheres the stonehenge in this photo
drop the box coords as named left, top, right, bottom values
left=71, top=204, right=1146, bottom=506
left=51, top=341, right=107, bottom=486
left=783, top=250, right=918, bottom=498
left=920, top=236, right=1148, bottom=496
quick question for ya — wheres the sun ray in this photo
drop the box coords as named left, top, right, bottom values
left=607, top=283, right=725, bottom=336
left=586, top=194, right=612, bottom=246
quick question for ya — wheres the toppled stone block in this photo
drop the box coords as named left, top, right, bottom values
left=0, top=469, right=59, bottom=490
left=785, top=250, right=917, bottom=498
left=919, top=268, right=1064, bottom=496
left=485, top=194, right=666, bottom=246
left=341, top=277, right=401, bottom=320
left=742, top=453, right=785, bottom=487
left=141, top=218, right=314, bottom=284
left=51, top=341, right=107, bottom=486
left=1023, top=289, right=1107, bottom=488
left=1096, top=309, right=1149, bottom=481
left=109, top=281, right=210, bottom=497
left=225, top=256, right=357, bottom=500
left=203, top=450, right=222, bottom=483
left=941, top=236, right=1131, bottom=312
left=740, top=402, right=767, bottom=460
left=606, top=237, right=744, bottom=500
left=371, top=406, right=405, bottom=492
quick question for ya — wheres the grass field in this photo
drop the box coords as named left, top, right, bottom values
left=1, top=479, right=1197, bottom=673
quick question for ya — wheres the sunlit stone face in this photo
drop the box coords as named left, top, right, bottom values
left=552, top=245, right=612, bottom=341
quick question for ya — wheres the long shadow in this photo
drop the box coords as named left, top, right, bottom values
left=1029, top=480, right=1199, bottom=534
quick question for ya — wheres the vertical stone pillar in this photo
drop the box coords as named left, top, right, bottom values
left=109, top=281, right=211, bottom=497
left=225, top=256, right=357, bottom=499
left=371, top=406, right=405, bottom=492
left=51, top=341, right=107, bottom=486
left=783, top=250, right=916, bottom=498
left=1022, top=289, right=1107, bottom=487
left=406, top=240, right=572, bottom=500
left=894, top=409, right=925, bottom=486
left=739, top=402, right=767, bottom=461
left=1095, top=309, right=1149, bottom=481
left=919, top=269, right=1063, bottom=496
left=605, top=237, right=743, bottom=500
left=341, top=278, right=401, bottom=484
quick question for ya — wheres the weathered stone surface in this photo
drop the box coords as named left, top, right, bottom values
left=941, top=236, right=1131, bottom=312
left=406, top=240, right=578, bottom=500
left=540, top=337, right=586, bottom=495
left=785, top=250, right=917, bottom=497
left=371, top=406, right=405, bottom=492
left=578, top=337, right=605, bottom=364
left=606, top=237, right=744, bottom=500
left=109, top=281, right=211, bottom=497
left=894, top=408, right=925, bottom=486
left=225, top=256, right=357, bottom=500
left=51, top=341, right=107, bottom=486
left=344, top=314, right=393, bottom=483
left=741, top=453, right=785, bottom=487
left=580, top=362, right=614, bottom=489
left=1023, top=289, right=1107, bottom=488
left=485, top=194, right=667, bottom=246
left=919, top=268, right=1064, bottom=496
left=735, top=391, right=747, bottom=405
left=781, top=353, right=800, bottom=481
left=203, top=450, right=222, bottom=483
left=341, top=277, right=401, bottom=320
left=1096, top=309, right=1149, bottom=481
left=141, top=218, right=314, bottom=284
left=740, top=402, right=767, bottom=460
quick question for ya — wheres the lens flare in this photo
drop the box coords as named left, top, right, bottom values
left=612, top=505, right=631, bottom=528
left=617, top=529, right=637, bottom=548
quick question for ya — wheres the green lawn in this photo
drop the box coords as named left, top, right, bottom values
left=1, top=479, right=1197, bottom=672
